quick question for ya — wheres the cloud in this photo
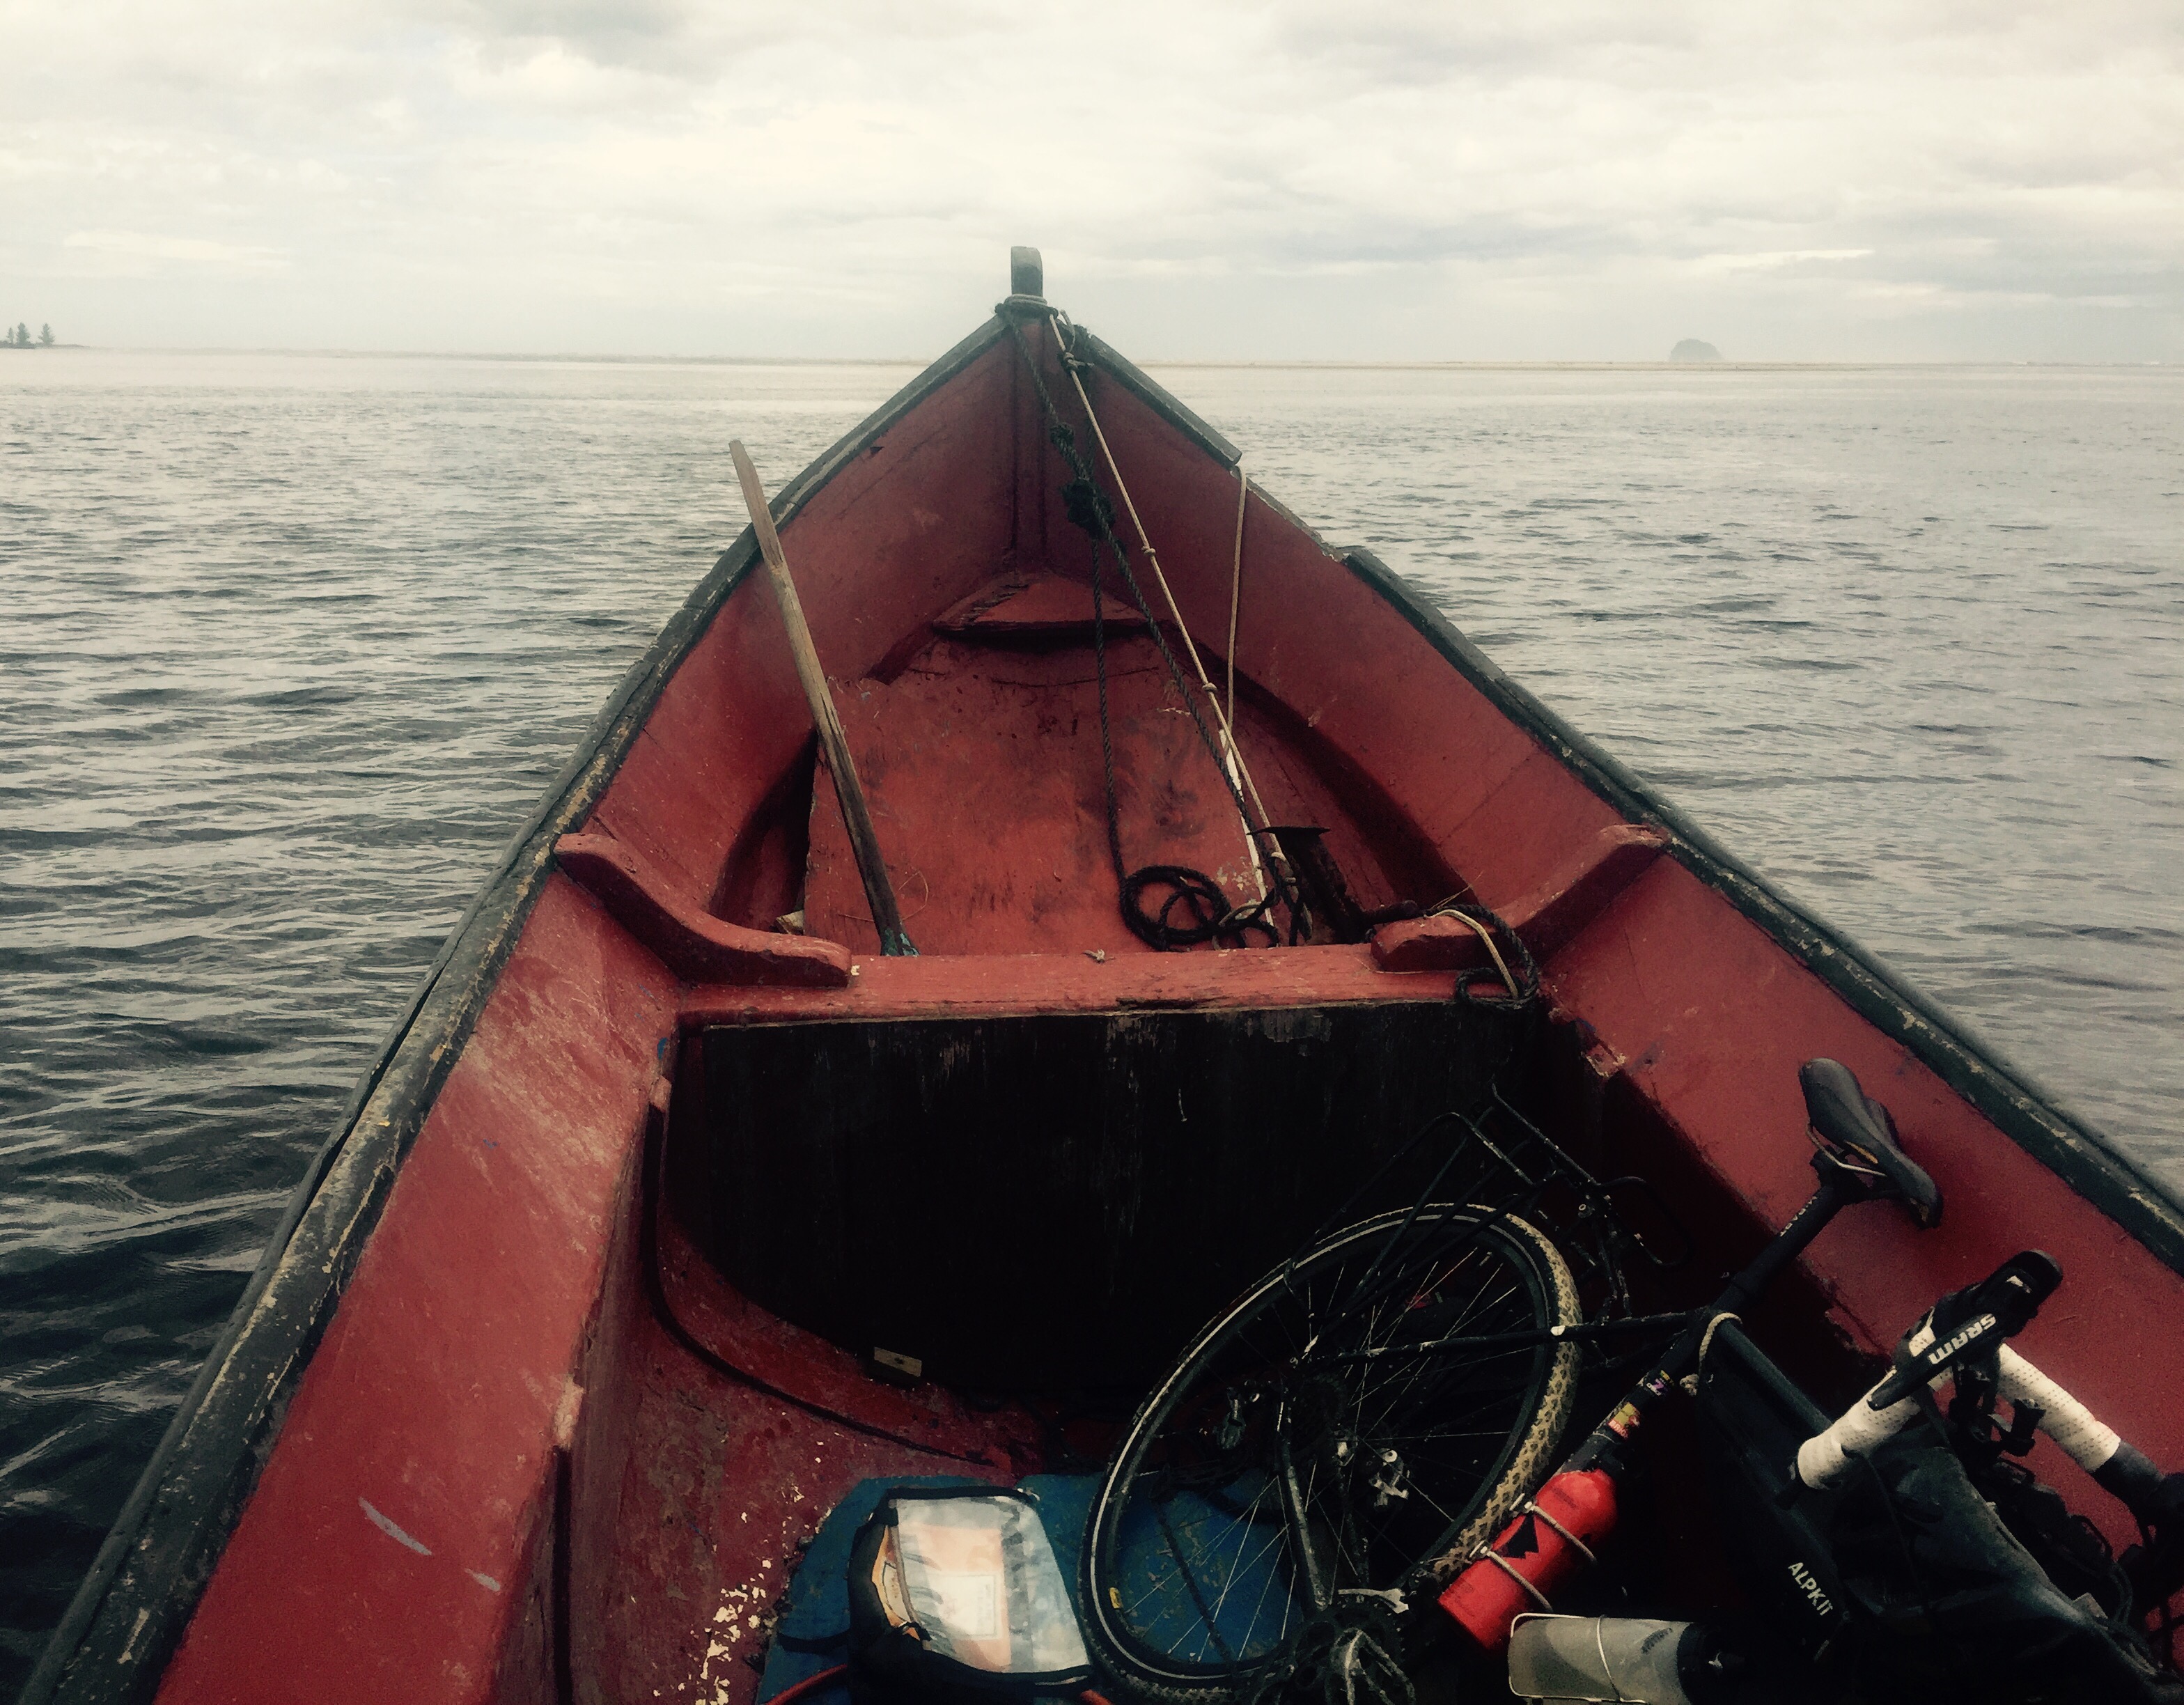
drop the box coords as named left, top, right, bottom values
left=0, top=0, right=2178, bottom=357
left=1696, top=251, right=1876, bottom=274
left=61, top=229, right=290, bottom=276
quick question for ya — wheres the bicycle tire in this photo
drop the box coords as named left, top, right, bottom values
left=1079, top=1205, right=1580, bottom=1704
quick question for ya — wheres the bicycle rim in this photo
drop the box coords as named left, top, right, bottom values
left=1080, top=1206, right=1579, bottom=1702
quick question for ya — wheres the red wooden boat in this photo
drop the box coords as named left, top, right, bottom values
left=30, top=251, right=2184, bottom=1704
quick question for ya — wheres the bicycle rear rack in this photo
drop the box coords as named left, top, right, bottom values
left=1318, top=1085, right=1690, bottom=1323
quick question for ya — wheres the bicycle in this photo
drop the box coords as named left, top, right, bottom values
left=1078, top=1060, right=2184, bottom=1705
left=1073, top=1080, right=1684, bottom=1705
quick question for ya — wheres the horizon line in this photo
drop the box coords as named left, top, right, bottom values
left=13, top=345, right=2178, bottom=372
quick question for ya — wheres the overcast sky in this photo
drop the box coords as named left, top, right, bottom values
left=2, top=1, right=2179, bottom=360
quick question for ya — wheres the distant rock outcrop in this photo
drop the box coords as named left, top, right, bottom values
left=1670, top=339, right=1724, bottom=363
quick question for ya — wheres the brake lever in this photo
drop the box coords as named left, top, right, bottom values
left=1869, top=1250, right=2062, bottom=1408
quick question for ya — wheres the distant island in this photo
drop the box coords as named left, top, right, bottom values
left=1670, top=338, right=1724, bottom=362
left=3, top=322, right=55, bottom=348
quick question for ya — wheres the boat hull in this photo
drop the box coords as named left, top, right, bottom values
left=29, top=305, right=2184, bottom=1705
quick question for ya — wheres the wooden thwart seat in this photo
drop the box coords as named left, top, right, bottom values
left=678, top=942, right=1458, bottom=1027
left=555, top=832, right=853, bottom=987
left=1373, top=823, right=1670, bottom=972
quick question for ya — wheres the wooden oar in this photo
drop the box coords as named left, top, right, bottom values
left=730, top=440, right=916, bottom=958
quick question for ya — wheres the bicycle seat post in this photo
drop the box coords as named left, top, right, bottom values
left=1714, top=1175, right=1852, bottom=1322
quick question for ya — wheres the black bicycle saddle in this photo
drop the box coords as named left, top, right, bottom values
left=1800, top=1057, right=1944, bottom=1227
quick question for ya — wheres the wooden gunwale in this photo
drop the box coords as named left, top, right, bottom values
left=27, top=304, right=2183, bottom=1703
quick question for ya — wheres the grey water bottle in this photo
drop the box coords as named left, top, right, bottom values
left=1506, top=1615, right=1714, bottom=1703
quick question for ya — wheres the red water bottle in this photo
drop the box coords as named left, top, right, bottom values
left=1437, top=1466, right=1620, bottom=1653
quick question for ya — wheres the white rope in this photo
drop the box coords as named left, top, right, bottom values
left=1226, top=463, right=1247, bottom=733
left=1680, top=1311, right=1742, bottom=1397
left=1426, top=901, right=1520, bottom=996
left=1222, top=465, right=1263, bottom=900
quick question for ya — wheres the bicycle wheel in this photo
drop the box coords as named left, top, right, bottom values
left=1079, top=1205, right=1579, bottom=1705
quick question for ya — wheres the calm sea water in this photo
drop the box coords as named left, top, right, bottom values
left=2, top=349, right=2178, bottom=1682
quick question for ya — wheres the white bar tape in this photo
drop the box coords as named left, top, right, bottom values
left=1795, top=1321, right=1933, bottom=1491
left=1794, top=1325, right=2121, bottom=1490
left=1996, top=1346, right=2120, bottom=1473
left=1795, top=1383, right=1919, bottom=1488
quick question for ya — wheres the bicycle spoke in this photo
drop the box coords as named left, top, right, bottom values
left=1086, top=1206, right=1576, bottom=1691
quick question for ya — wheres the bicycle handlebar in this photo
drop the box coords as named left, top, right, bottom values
left=1790, top=1249, right=2184, bottom=1643
left=1791, top=1246, right=2176, bottom=1534
left=1996, top=1346, right=2125, bottom=1474
left=1793, top=1313, right=1940, bottom=1488
left=1795, top=1338, right=2123, bottom=1490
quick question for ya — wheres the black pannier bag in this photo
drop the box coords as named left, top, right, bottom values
left=1692, top=1318, right=2181, bottom=1704
left=845, top=1488, right=1093, bottom=1705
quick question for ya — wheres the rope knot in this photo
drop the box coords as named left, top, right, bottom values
left=1060, top=476, right=1116, bottom=540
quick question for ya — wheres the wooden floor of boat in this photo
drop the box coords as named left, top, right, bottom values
left=589, top=1204, right=1040, bottom=1705
left=788, top=580, right=1451, bottom=959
